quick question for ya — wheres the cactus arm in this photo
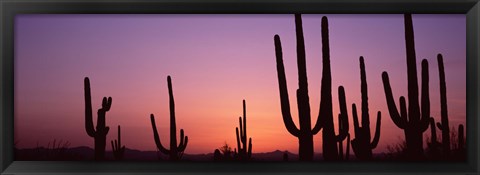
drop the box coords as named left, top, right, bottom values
left=335, top=86, right=349, bottom=141
left=117, top=125, right=121, bottom=147
left=370, top=111, right=381, bottom=149
left=236, top=127, right=242, bottom=151
left=178, top=129, right=188, bottom=152
left=382, top=72, right=406, bottom=129
left=274, top=34, right=301, bottom=137
left=352, top=104, right=360, bottom=136
left=238, top=117, right=243, bottom=144
left=242, top=100, right=247, bottom=146
left=248, top=138, right=252, bottom=158
left=399, top=96, right=408, bottom=125
left=150, top=114, right=170, bottom=155
left=312, top=16, right=332, bottom=135
left=84, top=77, right=96, bottom=137
left=111, top=140, right=115, bottom=154
left=436, top=122, right=444, bottom=130
left=345, top=133, right=350, bottom=160
left=419, top=59, right=430, bottom=132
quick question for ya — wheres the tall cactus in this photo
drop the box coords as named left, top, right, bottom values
left=351, top=57, right=381, bottom=160
left=274, top=14, right=348, bottom=161
left=150, top=76, right=188, bottom=161
left=111, top=125, right=125, bottom=160
left=381, top=14, right=430, bottom=160
left=84, top=77, right=112, bottom=160
left=235, top=100, right=252, bottom=161
left=435, top=54, right=451, bottom=157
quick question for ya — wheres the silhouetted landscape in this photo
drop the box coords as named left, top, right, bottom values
left=14, top=14, right=466, bottom=162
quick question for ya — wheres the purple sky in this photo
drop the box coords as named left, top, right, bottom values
left=14, top=14, right=466, bottom=155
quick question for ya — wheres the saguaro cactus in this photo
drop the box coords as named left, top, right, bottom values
left=351, top=57, right=381, bottom=160
left=382, top=14, right=430, bottom=160
left=150, top=76, right=188, bottom=161
left=457, top=124, right=464, bottom=154
left=435, top=54, right=451, bottom=157
left=84, top=77, right=112, bottom=160
left=111, top=125, right=125, bottom=160
left=235, top=100, right=252, bottom=160
left=274, top=14, right=348, bottom=161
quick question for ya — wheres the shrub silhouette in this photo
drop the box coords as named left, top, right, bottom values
left=111, top=125, right=125, bottom=160
left=235, top=99, right=252, bottom=161
left=84, top=77, right=112, bottom=160
left=381, top=14, right=430, bottom=160
left=150, top=76, right=188, bottom=161
left=213, top=149, right=222, bottom=161
left=274, top=14, right=348, bottom=161
left=435, top=54, right=451, bottom=157
left=351, top=57, right=381, bottom=160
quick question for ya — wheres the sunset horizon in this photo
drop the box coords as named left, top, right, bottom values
left=14, top=14, right=466, bottom=160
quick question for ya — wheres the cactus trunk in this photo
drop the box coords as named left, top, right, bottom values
left=381, top=14, right=430, bottom=160
left=84, top=77, right=112, bottom=161
left=150, top=76, right=188, bottom=161
left=435, top=54, right=451, bottom=157
left=274, top=14, right=348, bottom=161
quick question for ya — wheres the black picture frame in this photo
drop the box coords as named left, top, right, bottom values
left=1, top=0, right=478, bottom=174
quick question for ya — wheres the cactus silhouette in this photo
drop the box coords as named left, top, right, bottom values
left=382, top=14, right=430, bottom=160
left=150, top=76, right=188, bottom=161
left=235, top=100, right=252, bottom=161
left=351, top=57, right=381, bottom=160
left=435, top=54, right=451, bottom=157
left=84, top=77, right=112, bottom=160
left=274, top=14, right=348, bottom=161
left=457, top=124, right=464, bottom=155
left=111, top=125, right=125, bottom=160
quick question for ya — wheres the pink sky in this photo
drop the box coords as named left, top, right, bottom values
left=14, top=14, right=466, bottom=155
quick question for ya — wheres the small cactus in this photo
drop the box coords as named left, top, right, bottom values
left=235, top=100, right=252, bottom=161
left=84, top=77, right=112, bottom=160
left=111, top=125, right=125, bottom=160
left=150, top=76, right=188, bottom=161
